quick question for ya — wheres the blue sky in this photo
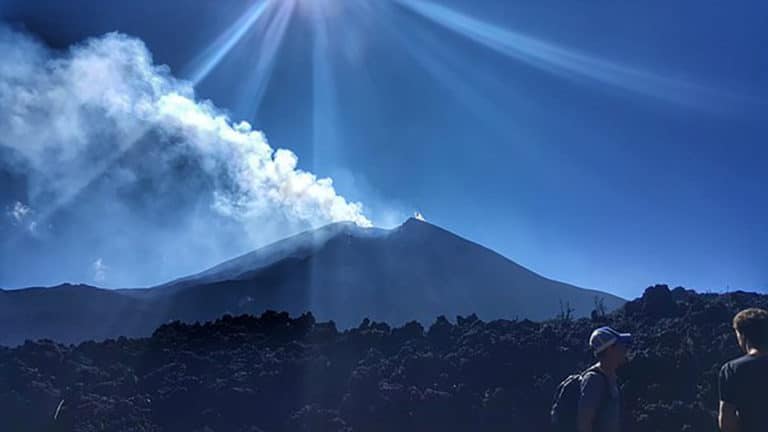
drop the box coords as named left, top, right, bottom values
left=0, top=0, right=766, bottom=298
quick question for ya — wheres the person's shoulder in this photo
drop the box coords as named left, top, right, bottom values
left=729, top=354, right=762, bottom=367
left=581, top=368, right=606, bottom=385
left=722, top=355, right=743, bottom=368
left=721, top=354, right=759, bottom=374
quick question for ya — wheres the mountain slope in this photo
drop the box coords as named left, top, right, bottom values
left=153, top=222, right=390, bottom=292
left=0, top=284, right=154, bottom=345
left=156, top=218, right=625, bottom=327
left=1, top=218, right=625, bottom=345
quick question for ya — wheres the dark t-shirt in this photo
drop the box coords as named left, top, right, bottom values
left=719, top=354, right=768, bottom=432
left=579, top=370, right=621, bottom=432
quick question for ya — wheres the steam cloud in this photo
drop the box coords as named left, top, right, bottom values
left=0, top=25, right=371, bottom=287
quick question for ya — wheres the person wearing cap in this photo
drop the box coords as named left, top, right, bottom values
left=719, top=308, right=768, bottom=432
left=577, top=326, right=633, bottom=432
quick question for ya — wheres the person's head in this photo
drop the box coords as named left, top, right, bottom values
left=590, top=326, right=633, bottom=367
left=732, top=308, right=768, bottom=353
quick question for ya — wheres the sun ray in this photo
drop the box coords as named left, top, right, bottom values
left=370, top=1, right=507, bottom=122
left=234, top=0, right=296, bottom=119
left=394, top=0, right=727, bottom=108
left=2, top=126, right=152, bottom=249
left=358, top=0, right=543, bottom=167
left=183, top=0, right=272, bottom=85
left=310, top=1, right=341, bottom=171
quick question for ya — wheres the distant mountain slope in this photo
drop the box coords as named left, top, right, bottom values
left=0, top=218, right=624, bottom=345
left=0, top=284, right=153, bottom=345
left=157, top=218, right=625, bottom=327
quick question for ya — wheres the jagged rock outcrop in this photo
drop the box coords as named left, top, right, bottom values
left=1, top=286, right=763, bottom=431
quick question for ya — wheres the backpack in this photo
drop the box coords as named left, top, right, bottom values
left=550, top=366, right=608, bottom=432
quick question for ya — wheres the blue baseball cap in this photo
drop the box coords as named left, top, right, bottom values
left=589, top=326, right=633, bottom=354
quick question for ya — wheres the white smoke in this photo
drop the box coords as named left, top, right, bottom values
left=0, top=25, right=374, bottom=287
left=91, top=258, right=108, bottom=283
left=0, top=26, right=371, bottom=230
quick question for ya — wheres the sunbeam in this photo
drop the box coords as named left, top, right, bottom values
left=310, top=0, right=341, bottom=171
left=394, top=0, right=732, bottom=108
left=307, top=0, right=341, bottom=332
left=369, top=1, right=513, bottom=129
left=234, top=0, right=296, bottom=119
left=183, top=0, right=271, bottom=85
left=1, top=126, right=153, bottom=250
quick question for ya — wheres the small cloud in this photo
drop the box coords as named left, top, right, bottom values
left=8, top=201, right=30, bottom=223
left=92, top=258, right=108, bottom=283
left=6, top=201, right=38, bottom=234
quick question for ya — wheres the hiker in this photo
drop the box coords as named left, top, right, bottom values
left=550, top=326, right=632, bottom=432
left=719, top=308, right=768, bottom=432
